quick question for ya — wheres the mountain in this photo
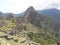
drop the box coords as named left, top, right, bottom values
left=1, top=8, right=60, bottom=22
left=38, top=8, right=60, bottom=22
left=0, top=6, right=60, bottom=45
left=18, top=12, right=24, bottom=16
left=0, top=12, right=21, bottom=18
left=24, top=6, right=58, bottom=30
left=24, top=6, right=60, bottom=39
left=0, top=12, right=4, bottom=16
left=0, top=12, right=3, bottom=15
left=24, top=6, right=42, bottom=28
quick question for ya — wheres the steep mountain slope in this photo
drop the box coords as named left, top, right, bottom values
left=24, top=6, right=59, bottom=31
left=24, top=6, right=60, bottom=39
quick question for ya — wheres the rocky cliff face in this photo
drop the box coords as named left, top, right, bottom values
left=24, top=6, right=43, bottom=28
left=24, top=6, right=55, bottom=30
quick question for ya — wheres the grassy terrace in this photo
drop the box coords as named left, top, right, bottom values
left=0, top=20, right=16, bottom=31
left=0, top=32, right=6, bottom=36
left=0, top=20, right=27, bottom=45
left=0, top=32, right=27, bottom=45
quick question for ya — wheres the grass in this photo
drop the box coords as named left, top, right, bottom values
left=0, top=31, right=27, bottom=45
left=0, top=20, right=16, bottom=31
left=0, top=32, right=6, bottom=36
left=0, top=38, right=8, bottom=45
left=3, top=37, right=27, bottom=45
left=25, top=23, right=38, bottom=32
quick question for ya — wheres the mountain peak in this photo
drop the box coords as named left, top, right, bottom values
left=26, top=6, right=35, bottom=13
left=24, top=6, right=38, bottom=18
left=28, top=6, right=34, bottom=10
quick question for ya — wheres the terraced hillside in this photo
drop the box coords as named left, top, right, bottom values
left=0, top=19, right=41, bottom=45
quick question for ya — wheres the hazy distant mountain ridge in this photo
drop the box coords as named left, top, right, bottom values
left=38, top=8, right=60, bottom=22
left=0, top=8, right=60, bottom=22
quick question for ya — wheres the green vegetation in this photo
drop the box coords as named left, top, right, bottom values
left=0, top=18, right=59, bottom=45
left=0, top=42, right=6, bottom=45
left=0, top=20, right=16, bottom=31
left=27, top=29, right=57, bottom=45
left=0, top=32, right=6, bottom=36
left=0, top=38, right=8, bottom=45
left=0, top=32, right=27, bottom=45
left=0, top=19, right=28, bottom=45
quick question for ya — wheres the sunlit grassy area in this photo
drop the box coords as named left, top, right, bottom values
left=0, top=38, right=9, bottom=45
left=0, top=32, right=6, bottom=36
left=2, top=37, right=27, bottom=45
left=0, top=20, right=16, bottom=31
left=0, top=31, right=27, bottom=45
left=0, top=20, right=28, bottom=45
left=0, top=41, right=6, bottom=45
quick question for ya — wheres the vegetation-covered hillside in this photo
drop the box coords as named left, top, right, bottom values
left=0, top=6, right=60, bottom=45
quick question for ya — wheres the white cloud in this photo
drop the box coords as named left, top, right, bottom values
left=0, top=0, right=60, bottom=13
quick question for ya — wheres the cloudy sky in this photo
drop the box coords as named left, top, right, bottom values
left=0, top=0, right=60, bottom=14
